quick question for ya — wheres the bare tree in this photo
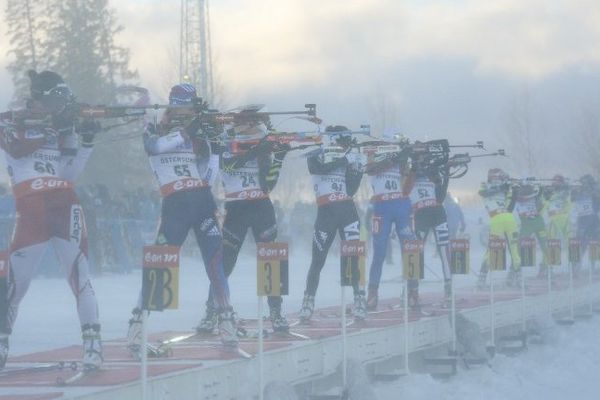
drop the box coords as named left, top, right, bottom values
left=5, top=0, right=44, bottom=105
left=367, top=86, right=403, bottom=137
left=503, top=87, right=539, bottom=176
left=575, top=106, right=600, bottom=177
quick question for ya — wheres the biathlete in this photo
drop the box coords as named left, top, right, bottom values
left=405, top=140, right=452, bottom=308
left=364, top=132, right=414, bottom=310
left=0, top=70, right=103, bottom=369
left=298, top=126, right=366, bottom=322
left=127, top=84, right=237, bottom=351
left=477, top=168, right=521, bottom=288
left=196, top=118, right=291, bottom=333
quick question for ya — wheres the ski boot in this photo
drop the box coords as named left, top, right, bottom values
left=353, top=291, right=368, bottom=320
left=126, top=308, right=142, bottom=354
left=269, top=305, right=289, bottom=333
left=82, top=324, right=103, bottom=371
left=298, top=293, right=315, bottom=324
left=366, top=286, right=378, bottom=311
left=217, top=307, right=239, bottom=348
left=196, top=301, right=218, bottom=335
left=408, top=287, right=420, bottom=310
left=0, top=334, right=8, bottom=369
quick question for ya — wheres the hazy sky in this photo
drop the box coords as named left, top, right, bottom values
left=1, top=0, right=600, bottom=181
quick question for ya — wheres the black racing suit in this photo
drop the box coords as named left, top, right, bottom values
left=304, top=152, right=364, bottom=297
left=407, top=159, right=451, bottom=294
left=208, top=141, right=288, bottom=310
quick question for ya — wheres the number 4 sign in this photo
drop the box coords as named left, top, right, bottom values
left=340, top=241, right=366, bottom=287
left=142, top=246, right=180, bottom=311
left=257, top=243, right=289, bottom=296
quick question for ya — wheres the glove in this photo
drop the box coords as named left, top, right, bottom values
left=345, top=151, right=365, bottom=166
left=256, top=140, right=273, bottom=155
left=184, top=116, right=202, bottom=138
left=271, top=141, right=291, bottom=153
left=52, top=113, right=75, bottom=132
left=78, top=119, right=101, bottom=147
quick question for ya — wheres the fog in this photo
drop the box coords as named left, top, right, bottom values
left=1, top=1, right=599, bottom=399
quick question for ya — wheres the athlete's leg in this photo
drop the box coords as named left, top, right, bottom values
left=433, top=221, right=452, bottom=282
left=52, top=237, right=99, bottom=329
left=221, top=202, right=249, bottom=278
left=49, top=192, right=102, bottom=369
left=500, top=213, right=521, bottom=269
left=5, top=242, right=48, bottom=334
left=304, top=206, right=337, bottom=297
left=193, top=210, right=230, bottom=311
left=4, top=194, right=50, bottom=334
left=368, top=202, right=393, bottom=291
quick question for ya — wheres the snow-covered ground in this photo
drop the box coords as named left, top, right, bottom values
left=8, top=209, right=598, bottom=399
left=375, top=315, right=600, bottom=400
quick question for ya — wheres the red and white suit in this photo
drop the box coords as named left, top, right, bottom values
left=0, top=112, right=99, bottom=334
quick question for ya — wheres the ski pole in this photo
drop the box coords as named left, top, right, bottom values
left=341, top=286, right=347, bottom=391
left=403, top=279, right=410, bottom=374
left=258, top=297, right=264, bottom=400
left=141, top=311, right=148, bottom=400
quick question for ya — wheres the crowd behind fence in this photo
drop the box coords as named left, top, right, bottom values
left=0, top=185, right=333, bottom=276
left=0, top=183, right=470, bottom=277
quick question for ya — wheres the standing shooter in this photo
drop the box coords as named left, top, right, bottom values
left=197, top=117, right=291, bottom=334
left=364, top=132, right=414, bottom=310
left=405, top=140, right=452, bottom=309
left=0, top=70, right=102, bottom=370
left=477, top=168, right=520, bottom=288
left=299, top=126, right=366, bottom=323
left=126, top=84, right=238, bottom=351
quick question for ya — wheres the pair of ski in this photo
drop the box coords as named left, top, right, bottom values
left=0, top=361, right=98, bottom=386
left=0, top=361, right=77, bottom=378
left=236, top=326, right=310, bottom=341
left=133, top=332, right=253, bottom=360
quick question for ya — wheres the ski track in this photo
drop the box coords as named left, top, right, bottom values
left=8, top=211, right=597, bottom=399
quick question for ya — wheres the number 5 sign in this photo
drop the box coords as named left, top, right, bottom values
left=257, top=242, right=289, bottom=296
left=402, top=240, right=424, bottom=279
left=142, top=246, right=180, bottom=311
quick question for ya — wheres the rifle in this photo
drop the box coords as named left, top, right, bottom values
left=447, top=149, right=506, bottom=179
left=227, top=130, right=322, bottom=154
